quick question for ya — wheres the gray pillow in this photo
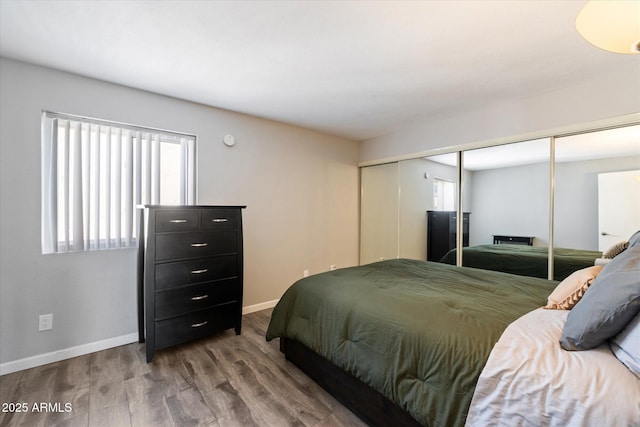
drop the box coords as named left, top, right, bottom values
left=560, top=245, right=640, bottom=351
left=628, top=230, right=640, bottom=248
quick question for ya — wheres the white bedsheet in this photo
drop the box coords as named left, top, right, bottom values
left=466, top=308, right=640, bottom=427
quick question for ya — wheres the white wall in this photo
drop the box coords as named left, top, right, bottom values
left=0, top=58, right=359, bottom=370
left=359, top=66, right=640, bottom=162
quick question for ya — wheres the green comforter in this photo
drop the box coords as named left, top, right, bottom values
left=439, top=244, right=602, bottom=281
left=266, top=259, right=556, bottom=426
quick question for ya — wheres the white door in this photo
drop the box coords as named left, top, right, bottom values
left=598, top=170, right=640, bottom=251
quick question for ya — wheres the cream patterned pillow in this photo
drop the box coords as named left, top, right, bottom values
left=603, top=241, right=629, bottom=259
left=544, top=265, right=603, bottom=310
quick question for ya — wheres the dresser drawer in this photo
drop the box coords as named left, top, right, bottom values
left=201, top=209, right=239, bottom=230
left=154, top=303, right=237, bottom=350
left=155, top=255, right=237, bottom=290
left=155, top=210, right=200, bottom=232
left=155, top=279, right=239, bottom=319
left=155, top=230, right=237, bottom=261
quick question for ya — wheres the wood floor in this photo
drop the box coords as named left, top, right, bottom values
left=0, top=309, right=367, bottom=427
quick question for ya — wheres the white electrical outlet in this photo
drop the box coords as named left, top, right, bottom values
left=330, top=265, right=337, bottom=271
left=39, top=314, right=53, bottom=331
left=303, top=269, right=309, bottom=278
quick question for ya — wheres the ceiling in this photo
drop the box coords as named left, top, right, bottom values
left=427, top=124, right=640, bottom=171
left=0, top=1, right=638, bottom=141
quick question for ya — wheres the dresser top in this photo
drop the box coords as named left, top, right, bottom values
left=138, top=205, right=246, bottom=209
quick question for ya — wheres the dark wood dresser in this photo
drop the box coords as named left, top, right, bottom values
left=137, top=205, right=245, bottom=362
left=426, top=210, right=470, bottom=261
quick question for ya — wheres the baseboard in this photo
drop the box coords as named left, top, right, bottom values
left=1, top=300, right=281, bottom=375
left=242, top=299, right=279, bottom=314
left=0, top=332, right=139, bottom=376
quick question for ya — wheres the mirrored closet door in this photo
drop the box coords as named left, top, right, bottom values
left=437, top=139, right=552, bottom=278
left=359, top=122, right=639, bottom=281
left=360, top=163, right=399, bottom=265
left=399, top=154, right=460, bottom=261
left=360, top=154, right=462, bottom=263
left=554, top=125, right=640, bottom=276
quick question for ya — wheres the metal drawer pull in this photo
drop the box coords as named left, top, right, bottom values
left=169, top=219, right=188, bottom=223
left=191, top=269, right=208, bottom=274
left=191, top=321, right=208, bottom=328
left=191, top=294, right=209, bottom=301
left=211, top=218, right=228, bottom=223
left=190, top=243, right=208, bottom=247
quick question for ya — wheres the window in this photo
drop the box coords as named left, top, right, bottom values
left=433, top=178, right=455, bottom=211
left=41, top=112, right=196, bottom=253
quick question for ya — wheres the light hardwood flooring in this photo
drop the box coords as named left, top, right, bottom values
left=0, top=309, right=367, bottom=427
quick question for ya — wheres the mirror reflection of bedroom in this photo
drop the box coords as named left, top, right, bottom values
left=360, top=124, right=640, bottom=281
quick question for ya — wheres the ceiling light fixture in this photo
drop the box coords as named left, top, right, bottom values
left=575, top=0, right=640, bottom=54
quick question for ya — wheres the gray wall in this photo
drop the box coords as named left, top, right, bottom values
left=0, top=58, right=360, bottom=367
left=399, top=158, right=471, bottom=260
left=468, top=162, right=550, bottom=246
left=554, top=156, right=640, bottom=250
left=399, top=159, right=438, bottom=260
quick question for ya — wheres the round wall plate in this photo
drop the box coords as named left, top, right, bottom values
left=223, top=134, right=236, bottom=147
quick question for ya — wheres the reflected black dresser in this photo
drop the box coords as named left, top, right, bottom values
left=426, top=210, right=470, bottom=261
left=137, top=205, right=245, bottom=362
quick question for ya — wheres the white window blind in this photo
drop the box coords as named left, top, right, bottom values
left=433, top=178, right=455, bottom=211
left=41, top=112, right=196, bottom=254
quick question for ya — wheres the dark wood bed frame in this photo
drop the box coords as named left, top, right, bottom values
left=280, top=337, right=423, bottom=427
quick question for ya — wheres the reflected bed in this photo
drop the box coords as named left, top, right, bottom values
left=438, top=244, right=602, bottom=280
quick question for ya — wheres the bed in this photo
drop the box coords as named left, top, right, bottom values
left=267, top=259, right=555, bottom=426
left=438, top=244, right=602, bottom=281
left=266, top=253, right=640, bottom=426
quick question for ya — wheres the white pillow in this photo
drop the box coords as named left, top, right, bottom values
left=610, top=312, right=640, bottom=379
left=544, top=265, right=602, bottom=310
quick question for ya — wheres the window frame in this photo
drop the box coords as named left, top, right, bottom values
left=41, top=111, right=197, bottom=254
